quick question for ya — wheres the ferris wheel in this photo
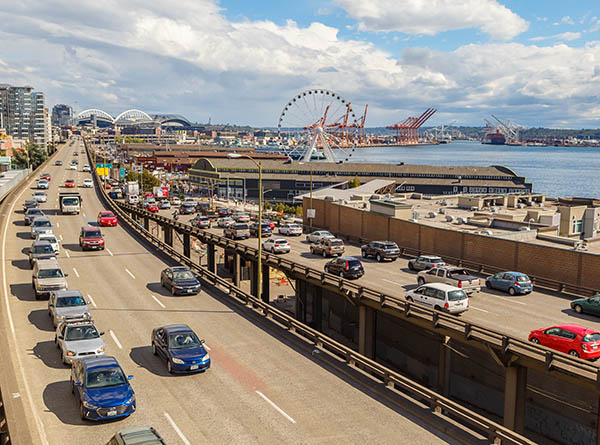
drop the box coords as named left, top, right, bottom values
left=277, top=89, right=359, bottom=162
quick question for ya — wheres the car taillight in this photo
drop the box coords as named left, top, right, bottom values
left=457, top=281, right=462, bottom=288
left=345, top=262, right=349, bottom=271
left=328, top=247, right=332, bottom=251
left=478, top=279, right=481, bottom=285
left=444, top=302, right=449, bottom=308
left=582, top=344, right=588, bottom=351
left=274, top=244, right=279, bottom=247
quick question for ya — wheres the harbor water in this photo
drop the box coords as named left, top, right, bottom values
left=334, top=140, right=599, bottom=198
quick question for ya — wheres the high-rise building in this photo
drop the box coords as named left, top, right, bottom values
left=51, top=104, right=73, bottom=126
left=0, top=84, right=48, bottom=149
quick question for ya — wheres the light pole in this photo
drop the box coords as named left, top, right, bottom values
left=299, top=162, right=313, bottom=231
left=228, top=153, right=263, bottom=301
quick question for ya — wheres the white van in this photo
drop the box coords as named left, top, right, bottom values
left=127, top=194, right=140, bottom=205
left=405, top=283, right=469, bottom=314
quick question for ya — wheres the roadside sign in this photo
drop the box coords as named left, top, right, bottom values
left=307, top=209, right=316, bottom=219
left=119, top=167, right=125, bottom=179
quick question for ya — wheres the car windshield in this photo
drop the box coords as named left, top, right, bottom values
left=347, top=259, right=362, bottom=267
left=85, top=230, right=102, bottom=237
left=273, top=239, right=287, bottom=244
left=383, top=243, right=398, bottom=249
left=65, top=325, right=98, bottom=341
left=430, top=258, right=444, bottom=263
left=33, top=220, right=51, bottom=228
left=582, top=333, right=600, bottom=343
left=516, top=275, right=529, bottom=282
left=63, top=198, right=78, bottom=205
left=448, top=290, right=468, bottom=301
left=40, top=236, right=57, bottom=244
left=28, top=209, right=43, bottom=215
left=38, top=268, right=63, bottom=279
left=289, top=224, right=300, bottom=229
left=101, top=212, right=114, bottom=217
left=56, top=296, right=86, bottom=307
left=33, top=245, right=54, bottom=254
left=173, top=271, right=196, bottom=280
left=85, top=367, right=127, bottom=389
left=330, top=240, right=343, bottom=246
left=168, top=332, right=202, bottom=349
left=234, top=224, right=248, bottom=229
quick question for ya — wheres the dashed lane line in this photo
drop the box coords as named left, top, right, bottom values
left=106, top=248, right=113, bottom=256
left=72, top=267, right=79, bottom=278
left=109, top=330, right=123, bottom=349
left=87, top=294, right=97, bottom=308
left=256, top=391, right=296, bottom=424
left=125, top=268, right=136, bottom=279
left=164, top=412, right=191, bottom=445
left=150, top=294, right=166, bottom=308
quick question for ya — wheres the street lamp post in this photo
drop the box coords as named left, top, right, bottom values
left=299, top=162, right=313, bottom=231
left=228, top=153, right=263, bottom=301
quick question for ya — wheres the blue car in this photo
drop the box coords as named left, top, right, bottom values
left=485, top=271, right=533, bottom=295
left=151, top=324, right=210, bottom=374
left=70, top=356, right=135, bottom=421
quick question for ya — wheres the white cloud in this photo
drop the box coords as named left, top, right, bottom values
left=333, top=0, right=528, bottom=40
left=561, top=16, right=575, bottom=25
left=530, top=32, right=581, bottom=42
left=591, top=19, right=600, bottom=32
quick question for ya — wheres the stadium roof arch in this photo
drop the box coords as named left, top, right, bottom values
left=152, top=114, right=192, bottom=126
left=114, top=109, right=153, bottom=123
left=75, top=109, right=114, bottom=123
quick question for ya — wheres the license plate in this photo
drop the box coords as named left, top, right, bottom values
left=107, top=409, right=117, bottom=416
left=594, top=345, right=598, bottom=350
left=190, top=365, right=199, bottom=370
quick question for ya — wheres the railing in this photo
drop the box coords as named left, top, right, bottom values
left=114, top=201, right=600, bottom=386
left=87, top=153, right=533, bottom=445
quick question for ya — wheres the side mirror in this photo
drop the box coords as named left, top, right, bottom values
left=64, top=274, right=69, bottom=277
left=99, top=331, right=105, bottom=336
left=58, top=335, right=64, bottom=340
left=127, top=375, right=133, bottom=381
left=49, top=303, right=54, bottom=307
left=74, top=381, right=82, bottom=387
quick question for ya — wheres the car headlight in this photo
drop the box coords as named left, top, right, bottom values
left=82, top=400, right=98, bottom=409
left=172, top=358, right=184, bottom=364
left=83, top=312, right=92, bottom=319
left=125, top=395, right=136, bottom=405
left=66, top=350, right=75, bottom=356
left=202, top=354, right=210, bottom=362
left=56, top=315, right=66, bottom=320
left=96, top=347, right=105, bottom=353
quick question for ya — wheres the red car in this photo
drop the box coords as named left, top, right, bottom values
left=40, top=173, right=51, bottom=181
left=105, top=183, right=112, bottom=189
left=79, top=226, right=105, bottom=250
left=263, top=220, right=276, bottom=230
left=146, top=203, right=159, bottom=212
left=529, top=324, right=600, bottom=360
left=65, top=179, right=76, bottom=188
left=144, top=192, right=154, bottom=198
left=97, top=211, right=118, bottom=227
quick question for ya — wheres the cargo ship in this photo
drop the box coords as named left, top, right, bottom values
left=482, top=129, right=506, bottom=145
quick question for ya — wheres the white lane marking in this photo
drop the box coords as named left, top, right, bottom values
left=106, top=248, right=113, bottom=256
left=382, top=278, right=405, bottom=286
left=469, top=306, right=489, bottom=313
left=125, top=268, right=136, bottom=279
left=1, top=176, right=49, bottom=445
left=150, top=294, right=166, bottom=308
left=56, top=222, right=59, bottom=228
left=82, top=213, right=86, bottom=218
left=109, top=330, right=123, bottom=349
left=87, top=294, right=97, bottom=308
left=164, top=412, right=191, bottom=445
left=485, top=293, right=527, bottom=306
left=65, top=250, right=70, bottom=258
left=203, top=343, right=211, bottom=351
left=72, top=267, right=79, bottom=278
left=256, top=390, right=296, bottom=424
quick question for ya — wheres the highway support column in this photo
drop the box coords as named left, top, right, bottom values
left=250, top=260, right=258, bottom=298
left=164, top=225, right=173, bottom=247
left=358, top=305, right=376, bottom=359
left=183, top=233, right=191, bottom=258
left=261, top=264, right=270, bottom=303
left=437, top=336, right=451, bottom=397
left=143, top=216, right=149, bottom=230
left=503, top=364, right=527, bottom=434
left=233, top=253, right=241, bottom=287
left=207, top=244, right=216, bottom=274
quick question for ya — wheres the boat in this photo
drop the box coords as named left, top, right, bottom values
left=482, top=129, right=506, bottom=145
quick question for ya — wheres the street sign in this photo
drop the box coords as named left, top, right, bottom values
left=307, top=209, right=316, bottom=219
left=119, top=167, right=125, bottom=179
left=96, top=163, right=112, bottom=169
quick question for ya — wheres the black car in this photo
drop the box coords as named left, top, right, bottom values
left=23, top=199, right=39, bottom=211
left=24, top=207, right=44, bottom=225
left=361, top=241, right=401, bottom=262
left=160, top=266, right=201, bottom=295
left=250, top=222, right=272, bottom=238
left=180, top=203, right=196, bottom=215
left=324, top=257, right=365, bottom=279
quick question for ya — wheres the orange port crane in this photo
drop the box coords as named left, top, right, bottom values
left=386, top=108, right=437, bottom=145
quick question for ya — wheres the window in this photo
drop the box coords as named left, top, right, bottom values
left=572, top=219, right=583, bottom=234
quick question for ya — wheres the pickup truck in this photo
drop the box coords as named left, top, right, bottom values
left=417, top=266, right=481, bottom=294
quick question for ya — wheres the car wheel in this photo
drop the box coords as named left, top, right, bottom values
left=408, top=262, right=414, bottom=271
left=530, top=337, right=540, bottom=344
left=80, top=402, right=86, bottom=420
left=55, top=336, right=59, bottom=347
left=485, top=281, right=492, bottom=289
left=171, top=285, right=176, bottom=296
left=391, top=258, right=397, bottom=262
left=361, top=250, right=367, bottom=258
left=418, top=277, right=425, bottom=286
left=508, top=287, right=516, bottom=296
left=167, top=360, right=174, bottom=374
left=322, top=250, right=327, bottom=258
left=70, top=378, right=75, bottom=394
left=376, top=253, right=382, bottom=262
left=406, top=296, right=413, bottom=302
left=152, top=343, right=157, bottom=355
left=574, top=305, right=583, bottom=314
left=434, top=305, right=442, bottom=311
left=569, top=350, right=580, bottom=358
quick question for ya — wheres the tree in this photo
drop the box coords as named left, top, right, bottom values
left=12, top=142, right=47, bottom=170
left=348, top=175, right=361, bottom=189
left=124, top=167, right=160, bottom=192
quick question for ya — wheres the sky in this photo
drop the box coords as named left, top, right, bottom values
left=1, top=0, right=600, bottom=128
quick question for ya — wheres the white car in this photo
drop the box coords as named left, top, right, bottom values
left=405, top=283, right=469, bottom=315
left=37, top=179, right=49, bottom=189
left=263, top=238, right=291, bottom=254
left=82, top=165, right=91, bottom=172
left=171, top=197, right=181, bottom=206
left=279, top=223, right=302, bottom=236
left=82, top=178, right=93, bottom=188
left=33, top=191, right=47, bottom=203
left=306, top=230, right=334, bottom=243
left=36, top=233, right=59, bottom=255
left=54, top=321, right=105, bottom=364
left=68, top=164, right=77, bottom=170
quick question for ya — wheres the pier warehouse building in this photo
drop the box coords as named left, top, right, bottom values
left=188, top=159, right=532, bottom=203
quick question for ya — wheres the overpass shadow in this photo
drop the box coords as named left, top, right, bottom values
left=31, top=340, right=66, bottom=370
left=28, top=309, right=55, bottom=332
left=10, top=283, right=37, bottom=302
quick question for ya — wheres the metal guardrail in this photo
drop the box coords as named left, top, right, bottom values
left=0, top=170, right=30, bottom=203
left=114, top=201, right=600, bottom=386
left=90, top=170, right=534, bottom=445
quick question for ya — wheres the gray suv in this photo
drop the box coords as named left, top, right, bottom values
left=30, top=216, right=53, bottom=239
left=224, top=223, right=250, bottom=240
left=24, top=207, right=44, bottom=225
left=55, top=321, right=105, bottom=365
left=48, top=290, right=92, bottom=327
left=29, top=240, right=56, bottom=266
left=32, top=258, right=68, bottom=300
left=361, top=241, right=401, bottom=262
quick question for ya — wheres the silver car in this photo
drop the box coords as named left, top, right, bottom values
left=37, top=233, right=59, bottom=254
left=48, top=290, right=92, bottom=327
left=32, top=258, right=68, bottom=300
left=279, top=224, right=302, bottom=236
left=33, top=191, right=47, bottom=203
left=55, top=321, right=105, bottom=364
left=217, top=217, right=235, bottom=228
left=24, top=207, right=44, bottom=225
left=30, top=216, right=53, bottom=238
left=306, top=230, right=334, bottom=243
left=263, top=238, right=291, bottom=254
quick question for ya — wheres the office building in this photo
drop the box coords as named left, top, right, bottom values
left=51, top=104, right=73, bottom=126
left=0, top=84, right=48, bottom=149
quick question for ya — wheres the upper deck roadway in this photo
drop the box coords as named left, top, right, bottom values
left=1, top=140, right=459, bottom=443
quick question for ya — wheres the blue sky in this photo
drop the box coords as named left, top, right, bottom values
left=1, top=0, right=600, bottom=128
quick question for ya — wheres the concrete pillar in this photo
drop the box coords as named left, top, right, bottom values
left=261, top=264, right=270, bottom=303
left=295, top=280, right=305, bottom=322
left=250, top=260, right=258, bottom=298
left=437, top=336, right=451, bottom=397
left=358, top=305, right=376, bottom=359
left=312, top=285, right=322, bottom=331
left=207, top=244, right=216, bottom=274
left=164, top=225, right=173, bottom=247
left=143, top=216, right=149, bottom=230
left=503, top=365, right=527, bottom=433
left=233, top=252, right=241, bottom=287
left=183, top=233, right=191, bottom=258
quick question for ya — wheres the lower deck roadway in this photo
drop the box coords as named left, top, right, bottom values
left=156, top=205, right=600, bottom=355
left=0, top=141, right=461, bottom=444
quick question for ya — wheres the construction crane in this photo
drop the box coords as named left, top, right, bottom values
left=386, top=108, right=437, bottom=145
left=491, top=115, right=524, bottom=145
